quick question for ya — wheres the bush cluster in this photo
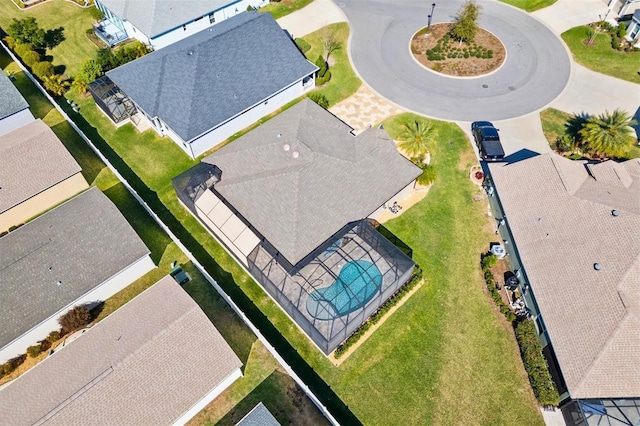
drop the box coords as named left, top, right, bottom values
left=314, top=55, right=331, bottom=85
left=481, top=253, right=516, bottom=322
left=0, top=355, right=26, bottom=379
left=308, top=92, right=329, bottom=109
left=59, top=305, right=92, bottom=334
left=334, top=267, right=423, bottom=358
left=515, top=320, right=561, bottom=406
left=426, top=34, right=493, bottom=61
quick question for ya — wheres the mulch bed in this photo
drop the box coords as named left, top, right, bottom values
left=411, top=23, right=506, bottom=77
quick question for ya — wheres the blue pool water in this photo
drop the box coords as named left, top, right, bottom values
left=306, top=260, right=382, bottom=320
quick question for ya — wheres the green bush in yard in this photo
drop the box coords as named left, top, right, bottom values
left=316, top=69, right=331, bottom=85
left=315, top=54, right=328, bottom=78
left=295, top=37, right=311, bottom=53
left=32, top=61, right=55, bottom=78
left=21, top=50, right=41, bottom=68
left=308, top=92, right=329, bottom=109
left=27, top=344, right=43, bottom=358
left=515, top=320, right=560, bottom=406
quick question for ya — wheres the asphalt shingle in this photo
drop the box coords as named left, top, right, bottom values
left=0, top=71, right=29, bottom=120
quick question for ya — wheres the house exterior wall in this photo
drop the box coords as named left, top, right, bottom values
left=173, top=368, right=243, bottom=426
left=0, top=256, right=155, bottom=364
left=162, top=78, right=314, bottom=159
left=0, top=109, right=35, bottom=137
left=0, top=173, right=89, bottom=233
left=627, top=16, right=640, bottom=45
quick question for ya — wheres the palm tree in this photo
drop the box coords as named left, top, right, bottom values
left=398, top=119, right=435, bottom=158
left=579, top=109, right=638, bottom=158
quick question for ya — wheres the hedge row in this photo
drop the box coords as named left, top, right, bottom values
left=515, top=320, right=561, bottom=406
left=481, top=253, right=516, bottom=322
left=334, top=267, right=423, bottom=358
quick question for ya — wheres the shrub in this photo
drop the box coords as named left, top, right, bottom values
left=21, top=49, right=41, bottom=68
left=0, top=231, right=8, bottom=238
left=316, top=69, right=331, bottom=85
left=416, top=165, right=436, bottom=186
left=617, top=22, right=626, bottom=38
left=515, top=320, right=560, bottom=406
left=32, top=61, right=55, bottom=78
left=295, top=37, right=311, bottom=53
left=47, top=330, right=61, bottom=343
left=27, top=344, right=43, bottom=358
left=3, top=36, right=16, bottom=49
left=315, top=55, right=328, bottom=78
left=42, top=74, right=70, bottom=96
left=308, top=92, right=329, bottom=109
left=8, top=225, right=18, bottom=232
left=89, top=6, right=104, bottom=21
left=2, top=354, right=26, bottom=376
left=14, top=42, right=33, bottom=59
left=59, top=305, right=91, bottom=334
left=481, top=253, right=498, bottom=269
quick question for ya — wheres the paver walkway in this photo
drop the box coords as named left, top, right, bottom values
left=276, top=0, right=346, bottom=38
left=329, top=85, right=404, bottom=134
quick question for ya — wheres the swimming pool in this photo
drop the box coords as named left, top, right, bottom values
left=306, top=260, right=382, bottom=320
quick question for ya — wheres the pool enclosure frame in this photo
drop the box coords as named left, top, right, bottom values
left=561, top=398, right=640, bottom=426
left=173, top=165, right=417, bottom=354
left=88, top=76, right=137, bottom=125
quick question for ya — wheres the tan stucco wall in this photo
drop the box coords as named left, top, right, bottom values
left=0, top=173, right=89, bottom=232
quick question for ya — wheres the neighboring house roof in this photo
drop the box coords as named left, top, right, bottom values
left=488, top=153, right=640, bottom=399
left=107, top=12, right=317, bottom=143
left=98, top=0, right=234, bottom=38
left=0, top=119, right=83, bottom=214
left=202, top=99, right=422, bottom=265
left=0, top=187, right=150, bottom=350
left=0, top=276, right=243, bottom=425
left=236, top=402, right=280, bottom=426
left=0, top=71, right=29, bottom=120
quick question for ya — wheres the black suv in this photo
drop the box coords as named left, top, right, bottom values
left=471, top=121, right=505, bottom=162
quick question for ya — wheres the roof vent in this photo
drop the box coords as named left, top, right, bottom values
left=283, top=143, right=290, bottom=152
left=277, top=133, right=282, bottom=138
left=56, top=280, right=62, bottom=286
left=612, top=209, right=619, bottom=217
left=187, top=50, right=194, bottom=56
left=292, top=151, right=299, bottom=159
left=594, top=263, right=602, bottom=271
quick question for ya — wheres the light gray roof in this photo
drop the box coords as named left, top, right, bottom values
left=488, top=154, right=640, bottom=398
left=0, top=119, right=83, bottom=214
left=202, top=99, right=422, bottom=265
left=0, top=187, right=150, bottom=350
left=107, top=12, right=317, bottom=143
left=236, top=402, right=280, bottom=426
left=0, top=276, right=243, bottom=425
left=98, top=0, right=233, bottom=38
left=0, top=71, right=29, bottom=121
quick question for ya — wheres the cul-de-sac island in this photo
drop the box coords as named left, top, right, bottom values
left=0, top=0, right=638, bottom=424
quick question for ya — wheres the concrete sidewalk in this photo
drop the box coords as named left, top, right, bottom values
left=276, top=0, right=346, bottom=38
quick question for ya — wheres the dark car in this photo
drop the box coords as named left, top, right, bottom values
left=471, top=121, right=505, bottom=162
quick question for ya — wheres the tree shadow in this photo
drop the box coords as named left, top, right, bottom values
left=57, top=99, right=361, bottom=426
left=566, top=112, right=589, bottom=139
left=45, top=27, right=65, bottom=49
left=53, top=64, right=66, bottom=75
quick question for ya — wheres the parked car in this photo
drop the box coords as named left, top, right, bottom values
left=471, top=121, right=505, bottom=162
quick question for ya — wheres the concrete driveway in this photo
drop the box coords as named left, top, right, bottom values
left=334, top=0, right=571, bottom=121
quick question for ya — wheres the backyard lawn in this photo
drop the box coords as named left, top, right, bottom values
left=260, top=0, right=314, bottom=19
left=499, top=0, right=556, bottom=12
left=562, top=25, right=640, bottom=84
left=302, top=23, right=362, bottom=107
left=0, top=0, right=98, bottom=75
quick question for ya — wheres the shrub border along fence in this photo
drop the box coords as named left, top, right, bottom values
left=480, top=253, right=560, bottom=407
left=334, top=267, right=423, bottom=358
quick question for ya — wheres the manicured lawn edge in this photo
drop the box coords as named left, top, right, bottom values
left=260, top=0, right=314, bottom=20
left=499, top=0, right=557, bottom=12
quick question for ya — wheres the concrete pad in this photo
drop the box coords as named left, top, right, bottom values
left=550, top=63, right=640, bottom=117
left=277, top=0, right=346, bottom=38
left=541, top=406, right=567, bottom=426
left=532, top=0, right=611, bottom=35
left=329, top=85, right=404, bottom=134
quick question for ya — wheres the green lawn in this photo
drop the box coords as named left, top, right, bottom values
left=562, top=26, right=640, bottom=84
left=260, top=0, right=314, bottom=20
left=0, top=0, right=98, bottom=76
left=499, top=0, right=557, bottom=12
left=303, top=23, right=362, bottom=107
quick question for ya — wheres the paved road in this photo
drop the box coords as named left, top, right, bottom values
left=336, top=0, right=571, bottom=121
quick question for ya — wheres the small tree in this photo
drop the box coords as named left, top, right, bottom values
left=321, top=28, right=342, bottom=62
left=73, top=59, right=103, bottom=93
left=451, top=0, right=482, bottom=44
left=43, top=75, right=70, bottom=96
left=579, top=109, right=638, bottom=158
left=59, top=305, right=92, bottom=334
left=7, top=17, right=46, bottom=49
left=32, top=61, right=55, bottom=78
left=398, top=119, right=435, bottom=158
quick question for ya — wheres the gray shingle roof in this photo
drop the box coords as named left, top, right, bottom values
left=0, top=187, right=150, bottom=350
left=237, top=402, right=280, bottom=426
left=98, top=0, right=234, bottom=38
left=0, top=71, right=29, bottom=120
left=107, top=12, right=317, bottom=143
left=488, top=153, right=640, bottom=398
left=0, top=276, right=243, bottom=425
left=0, top=119, right=83, bottom=214
left=202, top=99, right=422, bottom=265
